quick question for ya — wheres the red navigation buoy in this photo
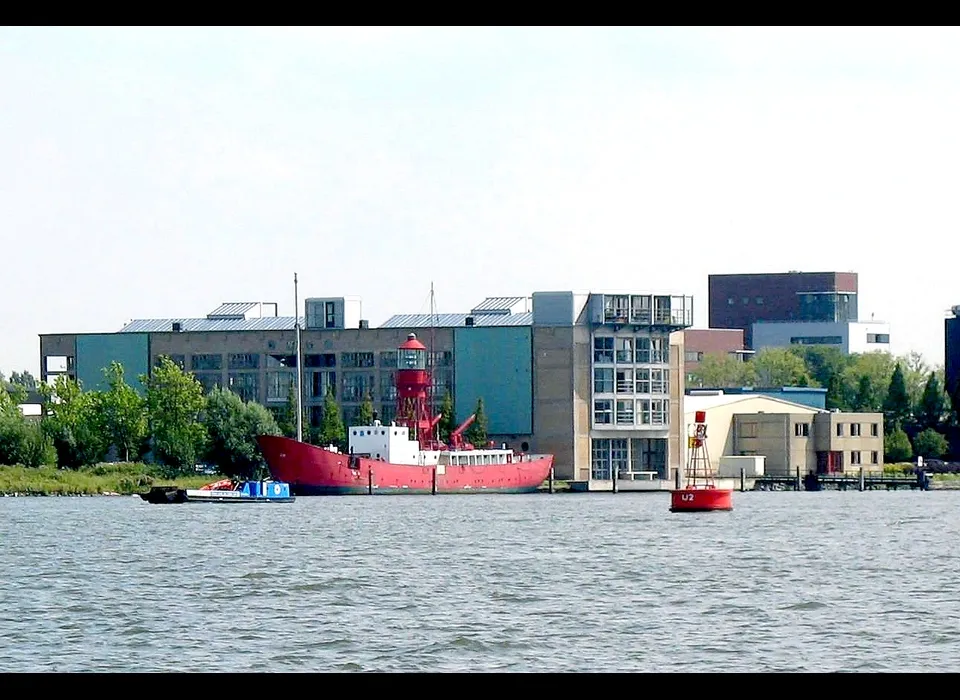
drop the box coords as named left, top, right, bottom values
left=670, top=410, right=733, bottom=513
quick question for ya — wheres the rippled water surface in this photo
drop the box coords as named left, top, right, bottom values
left=2, top=490, right=959, bottom=672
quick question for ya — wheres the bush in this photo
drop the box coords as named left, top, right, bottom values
left=913, top=428, right=949, bottom=460
left=884, top=427, right=914, bottom=463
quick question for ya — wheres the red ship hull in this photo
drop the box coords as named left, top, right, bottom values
left=257, top=435, right=554, bottom=496
left=670, top=486, right=733, bottom=513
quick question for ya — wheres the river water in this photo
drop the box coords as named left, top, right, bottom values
left=1, top=490, right=957, bottom=672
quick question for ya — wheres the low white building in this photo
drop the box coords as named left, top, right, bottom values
left=751, top=320, right=890, bottom=355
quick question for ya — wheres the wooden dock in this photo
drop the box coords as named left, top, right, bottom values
left=752, top=468, right=930, bottom=492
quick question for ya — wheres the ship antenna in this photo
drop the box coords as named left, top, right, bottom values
left=294, top=272, right=303, bottom=443
left=430, top=282, right=437, bottom=442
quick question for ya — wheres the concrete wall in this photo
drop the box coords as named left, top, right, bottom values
left=454, top=326, right=532, bottom=436
left=669, top=332, right=685, bottom=481
left=532, top=325, right=576, bottom=478
left=733, top=412, right=814, bottom=477
left=76, top=333, right=150, bottom=393
left=813, top=412, right=884, bottom=471
left=752, top=320, right=890, bottom=355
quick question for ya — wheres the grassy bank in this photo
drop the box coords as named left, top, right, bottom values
left=0, top=463, right=226, bottom=496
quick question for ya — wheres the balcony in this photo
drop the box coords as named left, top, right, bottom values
left=591, top=293, right=693, bottom=329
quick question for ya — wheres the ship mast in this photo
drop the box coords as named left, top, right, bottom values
left=294, top=272, right=303, bottom=444
left=429, top=281, right=436, bottom=438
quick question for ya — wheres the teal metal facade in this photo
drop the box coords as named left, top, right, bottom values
left=76, top=333, right=150, bottom=393
left=453, top=327, right=532, bottom=435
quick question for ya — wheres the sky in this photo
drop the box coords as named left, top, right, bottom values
left=3, top=26, right=960, bottom=377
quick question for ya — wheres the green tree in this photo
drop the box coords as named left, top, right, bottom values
left=276, top=383, right=307, bottom=439
left=357, top=391, right=375, bottom=426
left=203, top=386, right=281, bottom=479
left=39, top=375, right=108, bottom=468
left=141, top=356, right=207, bottom=472
left=0, top=388, right=54, bottom=466
left=317, top=387, right=345, bottom=449
left=787, top=345, right=849, bottom=389
left=98, top=361, right=148, bottom=462
left=751, top=348, right=813, bottom=387
left=902, top=351, right=930, bottom=407
left=464, top=397, right=489, bottom=448
left=689, top=353, right=756, bottom=388
left=841, top=352, right=895, bottom=412
left=883, top=362, right=911, bottom=434
left=913, top=428, right=948, bottom=460
left=825, top=374, right=850, bottom=411
left=852, top=374, right=883, bottom=412
left=917, top=372, right=948, bottom=433
left=884, top=426, right=914, bottom=463
left=437, top=392, right=456, bottom=443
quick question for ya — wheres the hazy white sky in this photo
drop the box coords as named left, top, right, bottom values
left=3, top=26, right=959, bottom=376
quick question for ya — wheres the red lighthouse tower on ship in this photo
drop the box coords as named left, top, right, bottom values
left=395, top=333, right=442, bottom=448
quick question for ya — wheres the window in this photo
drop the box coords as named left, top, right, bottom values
left=851, top=423, right=861, bottom=436
left=790, top=336, right=843, bottom=346
left=616, top=368, right=634, bottom=394
left=304, top=353, right=336, bottom=368
left=193, top=372, right=222, bottom=393
left=379, top=404, right=397, bottom=424
left=341, top=372, right=375, bottom=401
left=727, top=298, right=735, bottom=305
left=740, top=422, right=758, bottom=438
left=616, top=400, right=634, bottom=425
left=685, top=350, right=699, bottom=362
left=310, top=370, right=336, bottom=399
left=161, top=354, right=186, bottom=370
left=591, top=438, right=612, bottom=480
left=871, top=423, right=879, bottom=437
left=380, top=351, right=398, bottom=368
left=266, top=371, right=296, bottom=402
left=631, top=438, right=667, bottom=478
left=742, top=297, right=749, bottom=305
left=851, top=451, right=862, bottom=465
left=836, top=423, right=844, bottom=437
left=228, top=373, right=258, bottom=402
left=265, top=354, right=297, bottom=368
left=635, top=368, right=650, bottom=394
left=756, top=297, right=764, bottom=305
left=638, top=399, right=668, bottom=426
left=191, top=354, right=222, bottom=371
left=635, top=337, right=651, bottom=364
left=325, top=301, right=336, bottom=329
left=229, top=353, right=260, bottom=370
left=795, top=423, right=809, bottom=437
left=650, top=337, right=667, bottom=364
left=594, top=399, right=613, bottom=425
left=341, top=352, right=375, bottom=368
left=650, top=368, right=668, bottom=395
left=380, top=372, right=397, bottom=401
left=615, top=337, right=633, bottom=363
left=871, top=451, right=879, bottom=464
left=594, top=337, right=614, bottom=363
left=594, top=368, right=614, bottom=394
left=427, top=351, right=453, bottom=368
left=432, top=368, right=453, bottom=399
left=867, top=333, right=890, bottom=344
left=611, top=439, right=628, bottom=479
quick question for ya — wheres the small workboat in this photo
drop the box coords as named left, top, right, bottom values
left=140, top=478, right=295, bottom=504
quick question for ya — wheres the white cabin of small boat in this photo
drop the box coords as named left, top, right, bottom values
left=348, top=420, right=517, bottom=466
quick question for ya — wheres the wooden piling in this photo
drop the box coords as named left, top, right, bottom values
left=859, top=467, right=865, bottom=492
left=432, top=467, right=437, bottom=495
left=548, top=467, right=554, bottom=494
left=740, top=467, right=745, bottom=493
left=795, top=466, right=801, bottom=491
left=612, top=467, right=618, bottom=493
left=674, top=467, right=681, bottom=490
left=368, top=469, right=373, bottom=495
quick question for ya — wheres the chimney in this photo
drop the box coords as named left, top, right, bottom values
left=359, top=319, right=369, bottom=330
left=172, top=322, right=183, bottom=332
left=465, top=316, right=475, bottom=327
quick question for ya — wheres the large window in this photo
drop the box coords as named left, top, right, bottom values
left=650, top=337, right=667, bottom=363
left=380, top=351, right=398, bottom=368
left=594, top=337, right=614, bottom=363
left=615, top=337, right=633, bottom=363
left=229, top=353, right=260, bottom=370
left=635, top=337, right=650, bottom=364
left=304, top=353, right=336, bottom=368
left=615, top=368, right=633, bottom=394
left=630, top=438, right=667, bottom=478
left=342, top=372, right=375, bottom=401
left=594, top=399, right=613, bottom=425
left=191, top=354, right=222, bottom=371
left=380, top=371, right=397, bottom=401
left=650, top=368, right=668, bottom=395
left=228, top=373, right=258, bottom=402
left=193, top=372, right=222, bottom=394
left=266, top=354, right=297, bottom=368
left=638, top=399, right=669, bottom=426
left=591, top=438, right=629, bottom=480
left=790, top=336, right=843, bottom=346
left=266, top=371, right=296, bottom=402
left=594, top=367, right=614, bottom=394
left=341, top=352, right=375, bottom=369
left=432, top=368, right=453, bottom=400
left=616, top=400, right=634, bottom=425
left=635, top=368, right=650, bottom=394
left=310, top=370, right=336, bottom=399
